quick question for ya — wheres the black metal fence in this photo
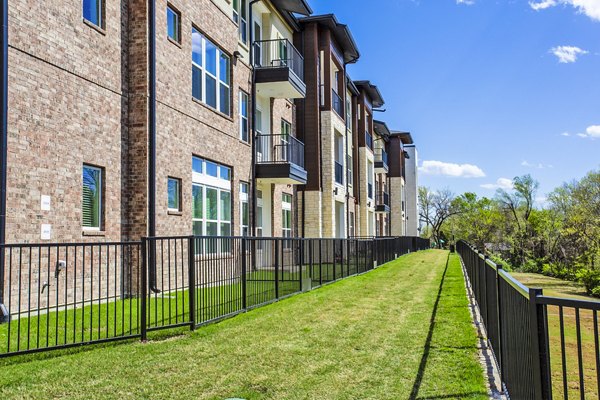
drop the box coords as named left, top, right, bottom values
left=0, top=235, right=429, bottom=358
left=457, top=240, right=600, bottom=399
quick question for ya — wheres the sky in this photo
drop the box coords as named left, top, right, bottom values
left=309, top=0, right=600, bottom=204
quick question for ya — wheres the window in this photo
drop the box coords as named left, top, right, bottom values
left=167, top=5, right=181, bottom=43
left=349, top=211, right=355, bottom=238
left=239, top=91, right=249, bottom=142
left=82, top=165, right=102, bottom=230
left=192, top=156, right=232, bottom=252
left=240, top=182, right=249, bottom=236
left=168, top=177, right=181, bottom=211
left=232, top=0, right=248, bottom=44
left=346, top=97, right=352, bottom=129
left=347, top=154, right=353, bottom=186
left=256, top=189, right=263, bottom=238
left=282, top=193, right=292, bottom=240
left=192, top=28, right=231, bottom=115
left=83, top=0, right=103, bottom=28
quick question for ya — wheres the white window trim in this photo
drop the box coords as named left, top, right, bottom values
left=192, top=28, right=231, bottom=115
left=240, top=182, right=249, bottom=236
left=239, top=91, right=249, bottom=143
left=167, top=177, right=181, bottom=212
left=82, top=164, right=102, bottom=231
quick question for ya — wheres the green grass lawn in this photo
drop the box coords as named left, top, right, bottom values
left=511, top=272, right=599, bottom=398
left=0, top=250, right=487, bottom=399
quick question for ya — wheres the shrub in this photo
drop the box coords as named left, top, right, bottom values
left=576, top=269, right=600, bottom=296
left=541, top=262, right=577, bottom=281
left=521, top=258, right=542, bottom=273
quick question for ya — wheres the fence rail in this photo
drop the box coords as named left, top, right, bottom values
left=457, top=240, right=600, bottom=400
left=0, top=235, right=429, bottom=358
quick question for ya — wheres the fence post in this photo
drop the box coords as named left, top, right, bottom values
left=188, top=236, right=196, bottom=330
left=319, top=239, right=322, bottom=286
left=529, top=287, right=552, bottom=400
left=241, top=237, right=247, bottom=310
left=371, top=239, right=375, bottom=269
left=333, top=240, right=337, bottom=281
left=275, top=239, right=279, bottom=299
left=496, top=263, right=504, bottom=384
left=140, top=237, right=148, bottom=342
left=299, top=239, right=303, bottom=292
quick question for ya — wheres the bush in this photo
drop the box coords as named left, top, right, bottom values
left=488, top=254, right=513, bottom=272
left=521, top=258, right=542, bottom=273
left=576, top=269, right=600, bottom=296
left=541, top=262, right=577, bottom=281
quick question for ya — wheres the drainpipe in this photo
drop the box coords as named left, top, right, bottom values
left=148, top=0, right=156, bottom=239
left=249, top=0, right=261, bottom=238
left=343, top=63, right=350, bottom=238
left=0, top=0, right=7, bottom=320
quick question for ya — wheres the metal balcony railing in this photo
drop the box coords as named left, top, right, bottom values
left=253, top=39, right=304, bottom=81
left=255, top=134, right=305, bottom=169
left=376, top=192, right=390, bottom=207
left=332, top=89, right=344, bottom=118
left=374, top=148, right=388, bottom=166
left=334, top=161, right=343, bottom=185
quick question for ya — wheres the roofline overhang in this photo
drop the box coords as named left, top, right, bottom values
left=373, top=120, right=392, bottom=142
left=390, top=130, right=414, bottom=145
left=354, top=80, right=384, bottom=108
left=298, top=14, right=360, bottom=64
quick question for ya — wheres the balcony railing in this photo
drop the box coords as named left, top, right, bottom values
left=253, top=39, right=304, bottom=81
left=374, top=148, right=388, bottom=166
left=376, top=192, right=390, bottom=207
left=256, top=134, right=305, bottom=169
left=365, top=132, right=373, bottom=150
left=334, top=161, right=344, bottom=185
left=332, top=89, right=344, bottom=118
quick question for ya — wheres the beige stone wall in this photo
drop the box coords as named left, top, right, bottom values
left=390, top=177, right=406, bottom=237
left=300, top=191, right=322, bottom=238
left=358, top=147, right=375, bottom=236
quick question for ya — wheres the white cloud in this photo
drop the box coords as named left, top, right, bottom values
left=521, top=160, right=553, bottom=169
left=550, top=46, right=589, bottom=63
left=457, top=0, right=476, bottom=4
left=530, top=0, right=600, bottom=22
left=577, top=125, right=600, bottom=139
left=419, top=160, right=485, bottom=178
left=561, top=132, right=571, bottom=136
left=481, top=178, right=514, bottom=190
left=530, top=0, right=558, bottom=10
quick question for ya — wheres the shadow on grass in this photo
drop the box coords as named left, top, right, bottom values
left=409, top=254, right=487, bottom=400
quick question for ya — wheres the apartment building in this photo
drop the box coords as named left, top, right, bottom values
left=0, top=0, right=418, bottom=247
left=0, top=0, right=312, bottom=244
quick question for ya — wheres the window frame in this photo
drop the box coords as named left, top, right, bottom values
left=192, top=156, right=232, bottom=252
left=282, top=193, right=292, bottom=239
left=240, top=182, right=249, bottom=236
left=83, top=0, right=104, bottom=29
left=192, top=27, right=231, bottom=116
left=239, top=90, right=249, bottom=143
left=167, top=176, right=182, bottom=212
left=166, top=4, right=182, bottom=44
left=82, top=164, right=103, bottom=231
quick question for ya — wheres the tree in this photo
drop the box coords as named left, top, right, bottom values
left=419, top=187, right=464, bottom=248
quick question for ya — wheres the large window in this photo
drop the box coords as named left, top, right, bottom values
left=82, top=165, right=103, bottom=230
left=347, top=154, right=353, bottom=187
left=240, top=182, right=249, bottom=236
left=239, top=91, right=249, bottom=143
left=168, top=177, right=181, bottom=211
left=192, top=157, right=232, bottom=252
left=282, top=193, right=292, bottom=239
left=167, top=5, right=181, bottom=43
left=83, top=0, right=103, bottom=28
left=281, top=119, right=291, bottom=161
left=192, top=28, right=231, bottom=115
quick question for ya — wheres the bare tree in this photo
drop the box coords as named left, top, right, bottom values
left=419, top=187, right=463, bottom=248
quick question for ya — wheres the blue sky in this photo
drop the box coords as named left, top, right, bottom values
left=310, top=0, right=600, bottom=203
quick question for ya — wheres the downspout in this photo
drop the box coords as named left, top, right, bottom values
left=249, top=0, right=260, bottom=238
left=0, top=0, right=7, bottom=320
left=148, top=0, right=156, bottom=238
left=343, top=63, right=349, bottom=238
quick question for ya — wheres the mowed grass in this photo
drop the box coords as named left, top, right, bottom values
left=0, top=250, right=487, bottom=400
left=512, top=272, right=600, bottom=398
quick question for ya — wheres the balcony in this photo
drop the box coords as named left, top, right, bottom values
left=334, top=161, right=343, bottom=186
left=375, top=191, right=390, bottom=213
left=374, top=148, right=389, bottom=173
left=256, top=134, right=307, bottom=185
left=332, top=89, right=344, bottom=118
left=253, top=39, right=306, bottom=99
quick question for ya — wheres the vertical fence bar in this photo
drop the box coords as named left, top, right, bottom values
left=140, top=238, right=148, bottom=342
left=275, top=239, right=279, bottom=299
left=188, top=236, right=196, bottom=330
left=242, top=237, right=247, bottom=310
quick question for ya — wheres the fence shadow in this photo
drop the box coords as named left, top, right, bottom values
left=409, top=254, right=450, bottom=400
